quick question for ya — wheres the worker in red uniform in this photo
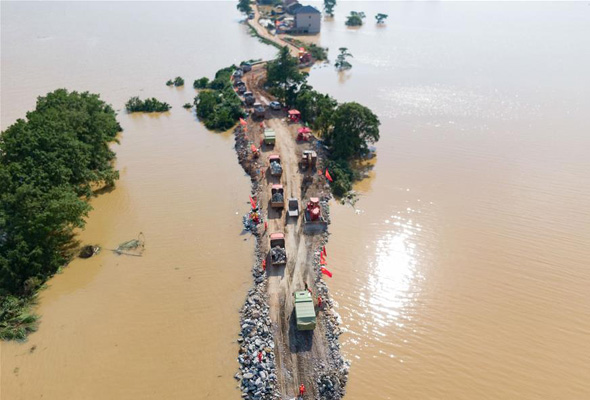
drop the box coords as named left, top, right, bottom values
left=317, top=295, right=323, bottom=310
left=262, top=259, right=266, bottom=271
left=299, top=383, right=306, bottom=397
left=258, top=351, right=263, bottom=363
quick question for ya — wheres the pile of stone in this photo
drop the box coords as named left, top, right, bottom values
left=269, top=161, right=282, bottom=175
left=271, top=192, right=284, bottom=203
left=311, top=235, right=350, bottom=400
left=270, top=246, right=286, bottom=264
left=237, top=284, right=278, bottom=399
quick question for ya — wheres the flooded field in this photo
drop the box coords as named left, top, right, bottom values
left=2, top=1, right=589, bottom=399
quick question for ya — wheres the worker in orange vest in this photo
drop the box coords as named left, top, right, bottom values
left=299, top=383, right=306, bottom=397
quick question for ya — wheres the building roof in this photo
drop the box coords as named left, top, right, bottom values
left=294, top=5, right=320, bottom=15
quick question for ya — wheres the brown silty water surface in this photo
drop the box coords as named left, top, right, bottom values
left=2, top=1, right=590, bottom=400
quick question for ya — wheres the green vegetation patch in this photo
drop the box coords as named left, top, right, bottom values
left=194, top=65, right=245, bottom=131
left=125, top=97, right=171, bottom=113
left=0, top=89, right=121, bottom=340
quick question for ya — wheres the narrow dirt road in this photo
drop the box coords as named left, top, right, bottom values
left=242, top=64, right=335, bottom=399
left=247, top=5, right=300, bottom=57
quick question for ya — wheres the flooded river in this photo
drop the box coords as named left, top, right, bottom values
left=2, top=1, right=589, bottom=400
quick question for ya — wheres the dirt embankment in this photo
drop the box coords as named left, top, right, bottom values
left=233, top=62, right=349, bottom=400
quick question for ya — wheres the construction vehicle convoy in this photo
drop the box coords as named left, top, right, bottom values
left=269, top=232, right=287, bottom=267
left=294, top=290, right=316, bottom=331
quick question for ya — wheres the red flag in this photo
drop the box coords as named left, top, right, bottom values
left=240, top=118, right=247, bottom=126
left=320, top=253, right=326, bottom=265
left=249, top=196, right=256, bottom=209
left=322, top=246, right=327, bottom=257
left=325, top=169, right=333, bottom=182
left=320, top=267, right=332, bottom=278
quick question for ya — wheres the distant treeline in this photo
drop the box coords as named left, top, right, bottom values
left=0, top=89, right=121, bottom=340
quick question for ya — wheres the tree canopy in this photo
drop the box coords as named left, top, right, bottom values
left=125, top=97, right=171, bottom=113
left=326, top=102, right=380, bottom=160
left=194, top=65, right=244, bottom=131
left=345, top=11, right=366, bottom=26
left=0, top=89, right=121, bottom=298
left=334, top=47, right=353, bottom=70
left=324, top=0, right=336, bottom=17
left=266, top=46, right=306, bottom=103
left=376, top=13, right=388, bottom=24
left=237, top=0, right=252, bottom=15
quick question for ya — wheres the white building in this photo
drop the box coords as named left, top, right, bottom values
left=293, top=5, right=321, bottom=34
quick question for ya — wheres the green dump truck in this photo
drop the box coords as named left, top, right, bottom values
left=294, top=290, right=316, bottom=331
left=264, top=129, right=276, bottom=146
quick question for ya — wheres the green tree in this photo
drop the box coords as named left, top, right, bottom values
left=125, top=97, right=170, bottom=112
left=327, top=102, right=380, bottom=160
left=0, top=89, right=120, bottom=300
left=334, top=47, right=353, bottom=70
left=193, top=77, right=209, bottom=89
left=266, top=46, right=306, bottom=103
left=324, top=0, right=336, bottom=17
left=173, top=76, right=184, bottom=87
left=375, top=13, right=388, bottom=24
left=345, top=11, right=365, bottom=26
left=237, top=0, right=252, bottom=15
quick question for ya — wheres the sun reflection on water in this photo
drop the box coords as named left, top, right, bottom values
left=361, top=216, right=422, bottom=331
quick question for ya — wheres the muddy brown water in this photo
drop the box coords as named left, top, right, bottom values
left=2, top=1, right=590, bottom=400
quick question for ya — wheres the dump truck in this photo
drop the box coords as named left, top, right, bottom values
left=244, top=92, right=255, bottom=106
left=299, top=150, right=317, bottom=170
left=253, top=103, right=265, bottom=119
left=287, top=198, right=299, bottom=218
left=270, top=184, right=285, bottom=208
left=264, top=129, right=276, bottom=146
left=269, top=232, right=286, bottom=267
left=268, top=154, right=282, bottom=177
left=294, top=290, right=316, bottom=331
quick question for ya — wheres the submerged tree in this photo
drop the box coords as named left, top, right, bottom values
left=334, top=47, right=353, bottom=70
left=173, top=76, right=184, bottom=87
left=345, top=11, right=365, bottom=27
left=327, top=102, right=380, bottom=160
left=375, top=13, right=388, bottom=24
left=324, top=0, right=336, bottom=17
left=237, top=0, right=252, bottom=15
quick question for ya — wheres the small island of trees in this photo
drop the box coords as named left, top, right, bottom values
left=345, top=11, right=366, bottom=27
left=166, top=76, right=185, bottom=87
left=0, top=89, right=121, bottom=340
left=125, top=97, right=171, bottom=113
